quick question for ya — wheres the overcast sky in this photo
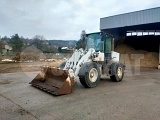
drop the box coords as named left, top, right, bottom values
left=0, top=0, right=160, bottom=40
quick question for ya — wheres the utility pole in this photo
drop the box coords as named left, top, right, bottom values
left=158, top=42, right=160, bottom=69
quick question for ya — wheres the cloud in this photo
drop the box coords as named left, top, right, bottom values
left=0, top=0, right=160, bottom=40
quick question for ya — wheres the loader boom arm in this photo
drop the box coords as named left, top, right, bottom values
left=64, top=48, right=95, bottom=76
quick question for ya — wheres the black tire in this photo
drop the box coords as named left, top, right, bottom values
left=79, top=62, right=100, bottom=88
left=79, top=76, right=88, bottom=87
left=59, top=61, right=66, bottom=69
left=110, top=63, right=124, bottom=82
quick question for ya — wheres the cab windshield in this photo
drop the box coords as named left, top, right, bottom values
left=86, top=33, right=104, bottom=52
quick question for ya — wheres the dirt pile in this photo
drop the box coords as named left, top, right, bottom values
left=115, top=44, right=159, bottom=68
left=0, top=60, right=63, bottom=73
left=13, top=53, right=39, bottom=61
left=47, top=60, right=62, bottom=67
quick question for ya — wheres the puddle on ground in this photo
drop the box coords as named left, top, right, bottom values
left=17, top=108, right=29, bottom=115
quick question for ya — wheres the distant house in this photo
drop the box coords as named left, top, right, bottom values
left=43, top=40, right=49, bottom=45
left=61, top=47, right=74, bottom=53
left=0, top=41, right=12, bottom=55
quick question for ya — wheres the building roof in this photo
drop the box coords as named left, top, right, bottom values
left=100, top=7, right=160, bottom=30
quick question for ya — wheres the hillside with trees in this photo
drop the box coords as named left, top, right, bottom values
left=0, top=34, right=77, bottom=54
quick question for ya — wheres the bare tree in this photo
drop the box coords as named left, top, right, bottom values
left=80, top=30, right=86, bottom=41
left=32, top=35, right=45, bottom=49
left=76, top=30, right=87, bottom=49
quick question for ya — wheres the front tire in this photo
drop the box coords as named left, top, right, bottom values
left=110, top=63, right=124, bottom=82
left=79, top=62, right=100, bottom=88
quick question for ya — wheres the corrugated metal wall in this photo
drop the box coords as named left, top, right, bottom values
left=100, top=7, right=160, bottom=30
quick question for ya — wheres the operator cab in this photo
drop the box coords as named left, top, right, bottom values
left=86, top=32, right=113, bottom=56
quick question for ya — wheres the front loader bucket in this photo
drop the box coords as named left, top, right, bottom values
left=30, top=66, right=77, bottom=95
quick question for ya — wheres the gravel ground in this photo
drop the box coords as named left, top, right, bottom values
left=0, top=68, right=160, bottom=120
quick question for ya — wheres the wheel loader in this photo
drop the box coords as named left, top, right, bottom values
left=30, top=32, right=125, bottom=95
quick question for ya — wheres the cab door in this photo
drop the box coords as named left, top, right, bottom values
left=104, top=36, right=112, bottom=62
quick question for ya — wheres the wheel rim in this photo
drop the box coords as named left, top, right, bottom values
left=117, top=67, right=123, bottom=78
left=89, top=68, right=98, bottom=82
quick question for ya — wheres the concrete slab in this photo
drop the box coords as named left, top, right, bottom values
left=0, top=68, right=160, bottom=120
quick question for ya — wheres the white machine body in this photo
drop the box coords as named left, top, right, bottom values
left=64, top=48, right=120, bottom=77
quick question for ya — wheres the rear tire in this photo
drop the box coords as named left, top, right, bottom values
left=110, top=63, right=124, bottom=82
left=79, top=62, right=100, bottom=88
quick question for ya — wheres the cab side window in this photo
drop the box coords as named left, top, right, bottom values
left=105, top=37, right=111, bottom=53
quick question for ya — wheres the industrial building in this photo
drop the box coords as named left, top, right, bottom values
left=100, top=7, right=160, bottom=68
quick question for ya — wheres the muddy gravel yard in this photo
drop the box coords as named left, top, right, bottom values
left=0, top=61, right=160, bottom=120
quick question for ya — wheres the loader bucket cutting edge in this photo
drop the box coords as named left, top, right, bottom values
left=30, top=67, right=77, bottom=95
